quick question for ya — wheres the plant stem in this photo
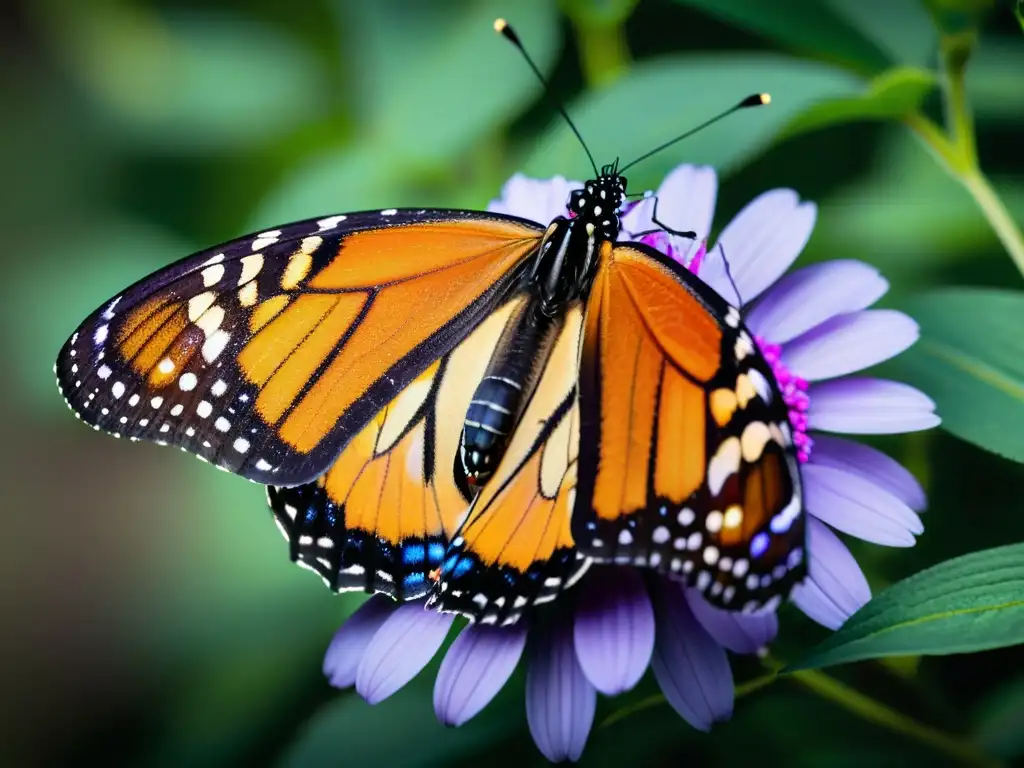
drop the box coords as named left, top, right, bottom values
left=788, top=668, right=1001, bottom=768
left=939, top=32, right=977, bottom=168
left=902, top=19, right=1024, bottom=280
left=572, top=20, right=630, bottom=88
left=960, top=169, right=1024, bottom=277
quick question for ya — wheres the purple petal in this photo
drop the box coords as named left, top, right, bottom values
left=809, top=378, right=941, bottom=434
left=781, top=310, right=919, bottom=382
left=573, top=568, right=655, bottom=695
left=714, top=189, right=817, bottom=304
left=810, top=434, right=927, bottom=511
left=434, top=624, right=527, bottom=727
left=620, top=164, right=718, bottom=240
left=526, top=611, right=596, bottom=763
left=487, top=173, right=582, bottom=223
left=323, top=595, right=397, bottom=689
left=685, top=590, right=778, bottom=654
left=792, top=518, right=871, bottom=630
left=746, top=260, right=889, bottom=344
left=355, top=602, right=454, bottom=705
left=803, top=463, right=923, bottom=546
left=650, top=580, right=733, bottom=731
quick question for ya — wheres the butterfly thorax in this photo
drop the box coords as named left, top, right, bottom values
left=529, top=171, right=627, bottom=313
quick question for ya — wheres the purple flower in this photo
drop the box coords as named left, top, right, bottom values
left=319, top=166, right=939, bottom=762
left=325, top=568, right=772, bottom=762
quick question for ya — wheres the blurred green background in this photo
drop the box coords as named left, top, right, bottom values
left=2, top=0, right=1023, bottom=766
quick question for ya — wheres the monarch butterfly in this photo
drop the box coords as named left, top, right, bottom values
left=54, top=20, right=805, bottom=626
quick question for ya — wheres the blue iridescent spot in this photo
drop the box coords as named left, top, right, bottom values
left=750, top=532, right=770, bottom=559
left=403, top=572, right=426, bottom=588
left=453, top=557, right=474, bottom=578
left=305, top=506, right=317, bottom=523
left=326, top=507, right=337, bottom=526
left=442, top=554, right=460, bottom=574
left=403, top=543, right=426, bottom=565
left=503, top=571, right=517, bottom=587
left=427, top=542, right=446, bottom=564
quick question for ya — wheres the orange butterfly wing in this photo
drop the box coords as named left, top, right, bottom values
left=55, top=211, right=543, bottom=485
left=572, top=243, right=805, bottom=612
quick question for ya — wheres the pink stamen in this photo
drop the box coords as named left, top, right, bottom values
left=755, top=336, right=814, bottom=463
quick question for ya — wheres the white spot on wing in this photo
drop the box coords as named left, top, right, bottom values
left=317, top=215, right=347, bottom=231
left=202, top=330, right=231, bottom=363
left=238, top=254, right=264, bottom=285
left=252, top=230, right=281, bottom=250
left=201, top=264, right=225, bottom=287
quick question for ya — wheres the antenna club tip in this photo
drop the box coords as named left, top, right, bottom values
left=493, top=17, right=521, bottom=45
left=738, top=92, right=771, bottom=109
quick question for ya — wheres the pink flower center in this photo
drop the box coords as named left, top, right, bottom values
left=755, top=337, right=813, bottom=463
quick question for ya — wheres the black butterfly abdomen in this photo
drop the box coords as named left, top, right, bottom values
left=458, top=297, right=558, bottom=489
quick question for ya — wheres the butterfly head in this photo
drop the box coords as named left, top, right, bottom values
left=569, top=169, right=627, bottom=242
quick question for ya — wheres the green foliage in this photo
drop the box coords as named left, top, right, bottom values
left=524, top=54, right=862, bottom=189
left=782, top=66, right=937, bottom=136
left=35, top=3, right=329, bottom=152
left=973, top=676, right=1024, bottom=759
left=5, top=0, right=1024, bottom=766
left=670, top=0, right=893, bottom=73
left=895, top=289, right=1024, bottom=462
left=790, top=543, right=1024, bottom=670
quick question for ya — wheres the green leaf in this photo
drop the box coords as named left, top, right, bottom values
left=336, top=0, right=559, bottom=167
left=1016, top=0, right=1024, bottom=33
left=892, top=289, right=1024, bottom=462
left=973, top=676, right=1024, bottom=759
left=38, top=3, right=328, bottom=152
left=789, top=543, right=1024, bottom=671
left=783, top=66, right=936, bottom=136
left=822, top=0, right=938, bottom=68
left=671, top=0, right=892, bottom=74
left=523, top=54, right=862, bottom=191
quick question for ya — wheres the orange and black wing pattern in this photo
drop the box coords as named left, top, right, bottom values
left=572, top=242, right=805, bottom=613
left=428, top=304, right=589, bottom=625
left=265, top=300, right=526, bottom=600
left=55, top=210, right=543, bottom=486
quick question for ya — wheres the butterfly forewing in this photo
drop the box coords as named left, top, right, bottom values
left=572, top=243, right=806, bottom=612
left=55, top=210, right=543, bottom=486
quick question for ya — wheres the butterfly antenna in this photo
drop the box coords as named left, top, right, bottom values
left=618, top=93, right=770, bottom=174
left=494, top=18, right=599, bottom=177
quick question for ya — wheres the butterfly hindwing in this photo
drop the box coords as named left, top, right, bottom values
left=572, top=243, right=805, bottom=612
left=55, top=210, right=543, bottom=486
left=428, top=303, right=590, bottom=625
left=266, top=297, right=535, bottom=599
